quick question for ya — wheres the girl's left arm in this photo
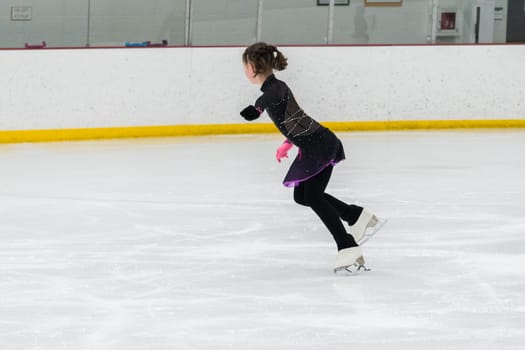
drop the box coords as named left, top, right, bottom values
left=240, top=105, right=261, bottom=121
left=240, top=93, right=269, bottom=121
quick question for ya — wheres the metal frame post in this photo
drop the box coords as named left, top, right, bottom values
left=327, top=0, right=335, bottom=44
left=185, top=0, right=193, bottom=46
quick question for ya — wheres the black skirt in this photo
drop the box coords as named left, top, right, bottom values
left=283, top=128, right=346, bottom=187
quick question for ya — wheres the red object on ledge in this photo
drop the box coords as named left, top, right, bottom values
left=25, top=41, right=47, bottom=49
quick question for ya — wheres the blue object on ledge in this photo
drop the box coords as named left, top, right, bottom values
left=125, top=41, right=149, bottom=47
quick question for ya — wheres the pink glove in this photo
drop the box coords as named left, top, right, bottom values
left=276, top=140, right=293, bottom=163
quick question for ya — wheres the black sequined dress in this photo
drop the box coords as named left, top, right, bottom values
left=252, top=74, right=345, bottom=187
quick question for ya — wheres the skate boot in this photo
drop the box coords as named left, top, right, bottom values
left=349, top=208, right=379, bottom=244
left=333, top=246, right=369, bottom=274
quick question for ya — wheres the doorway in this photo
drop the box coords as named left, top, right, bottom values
left=507, top=0, right=525, bottom=42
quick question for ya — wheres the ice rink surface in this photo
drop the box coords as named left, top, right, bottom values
left=1, top=130, right=524, bottom=350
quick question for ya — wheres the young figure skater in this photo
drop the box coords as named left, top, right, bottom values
left=240, top=42, right=378, bottom=273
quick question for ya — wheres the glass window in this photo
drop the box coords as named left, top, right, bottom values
left=89, top=0, right=187, bottom=47
left=261, top=0, right=330, bottom=45
left=0, top=0, right=512, bottom=48
left=191, top=0, right=259, bottom=46
left=333, top=0, right=433, bottom=44
left=0, top=0, right=89, bottom=48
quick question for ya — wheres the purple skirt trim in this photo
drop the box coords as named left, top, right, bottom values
left=283, top=160, right=340, bottom=188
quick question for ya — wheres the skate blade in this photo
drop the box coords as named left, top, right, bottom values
left=357, top=218, right=388, bottom=245
left=334, top=257, right=370, bottom=274
left=334, top=263, right=370, bottom=275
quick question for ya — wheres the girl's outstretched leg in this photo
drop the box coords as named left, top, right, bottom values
left=323, top=193, right=363, bottom=225
left=324, top=193, right=380, bottom=243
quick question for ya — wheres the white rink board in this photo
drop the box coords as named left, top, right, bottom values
left=1, top=45, right=525, bottom=131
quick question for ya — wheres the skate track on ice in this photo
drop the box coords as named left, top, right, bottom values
left=1, top=130, right=524, bottom=349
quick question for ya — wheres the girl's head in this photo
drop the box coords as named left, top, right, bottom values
left=242, top=42, right=288, bottom=84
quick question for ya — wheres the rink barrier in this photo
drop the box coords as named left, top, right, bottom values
left=1, top=119, right=525, bottom=143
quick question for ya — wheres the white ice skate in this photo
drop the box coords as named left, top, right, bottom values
left=349, top=208, right=384, bottom=245
left=333, top=246, right=369, bottom=274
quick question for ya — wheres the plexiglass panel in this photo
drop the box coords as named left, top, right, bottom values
left=332, top=0, right=433, bottom=44
left=0, top=0, right=89, bottom=48
left=0, top=0, right=511, bottom=48
left=190, top=0, right=259, bottom=46
left=88, top=0, right=187, bottom=47
left=261, top=0, right=329, bottom=45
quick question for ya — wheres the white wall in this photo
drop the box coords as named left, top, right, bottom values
left=1, top=45, right=524, bottom=131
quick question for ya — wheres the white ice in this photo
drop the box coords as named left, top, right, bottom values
left=1, top=130, right=525, bottom=350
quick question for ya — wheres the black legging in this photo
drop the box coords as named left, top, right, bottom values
left=294, top=165, right=363, bottom=251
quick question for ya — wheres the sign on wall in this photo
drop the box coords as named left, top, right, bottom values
left=11, top=6, right=32, bottom=21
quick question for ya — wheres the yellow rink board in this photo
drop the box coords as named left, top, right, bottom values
left=1, top=119, right=525, bottom=144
